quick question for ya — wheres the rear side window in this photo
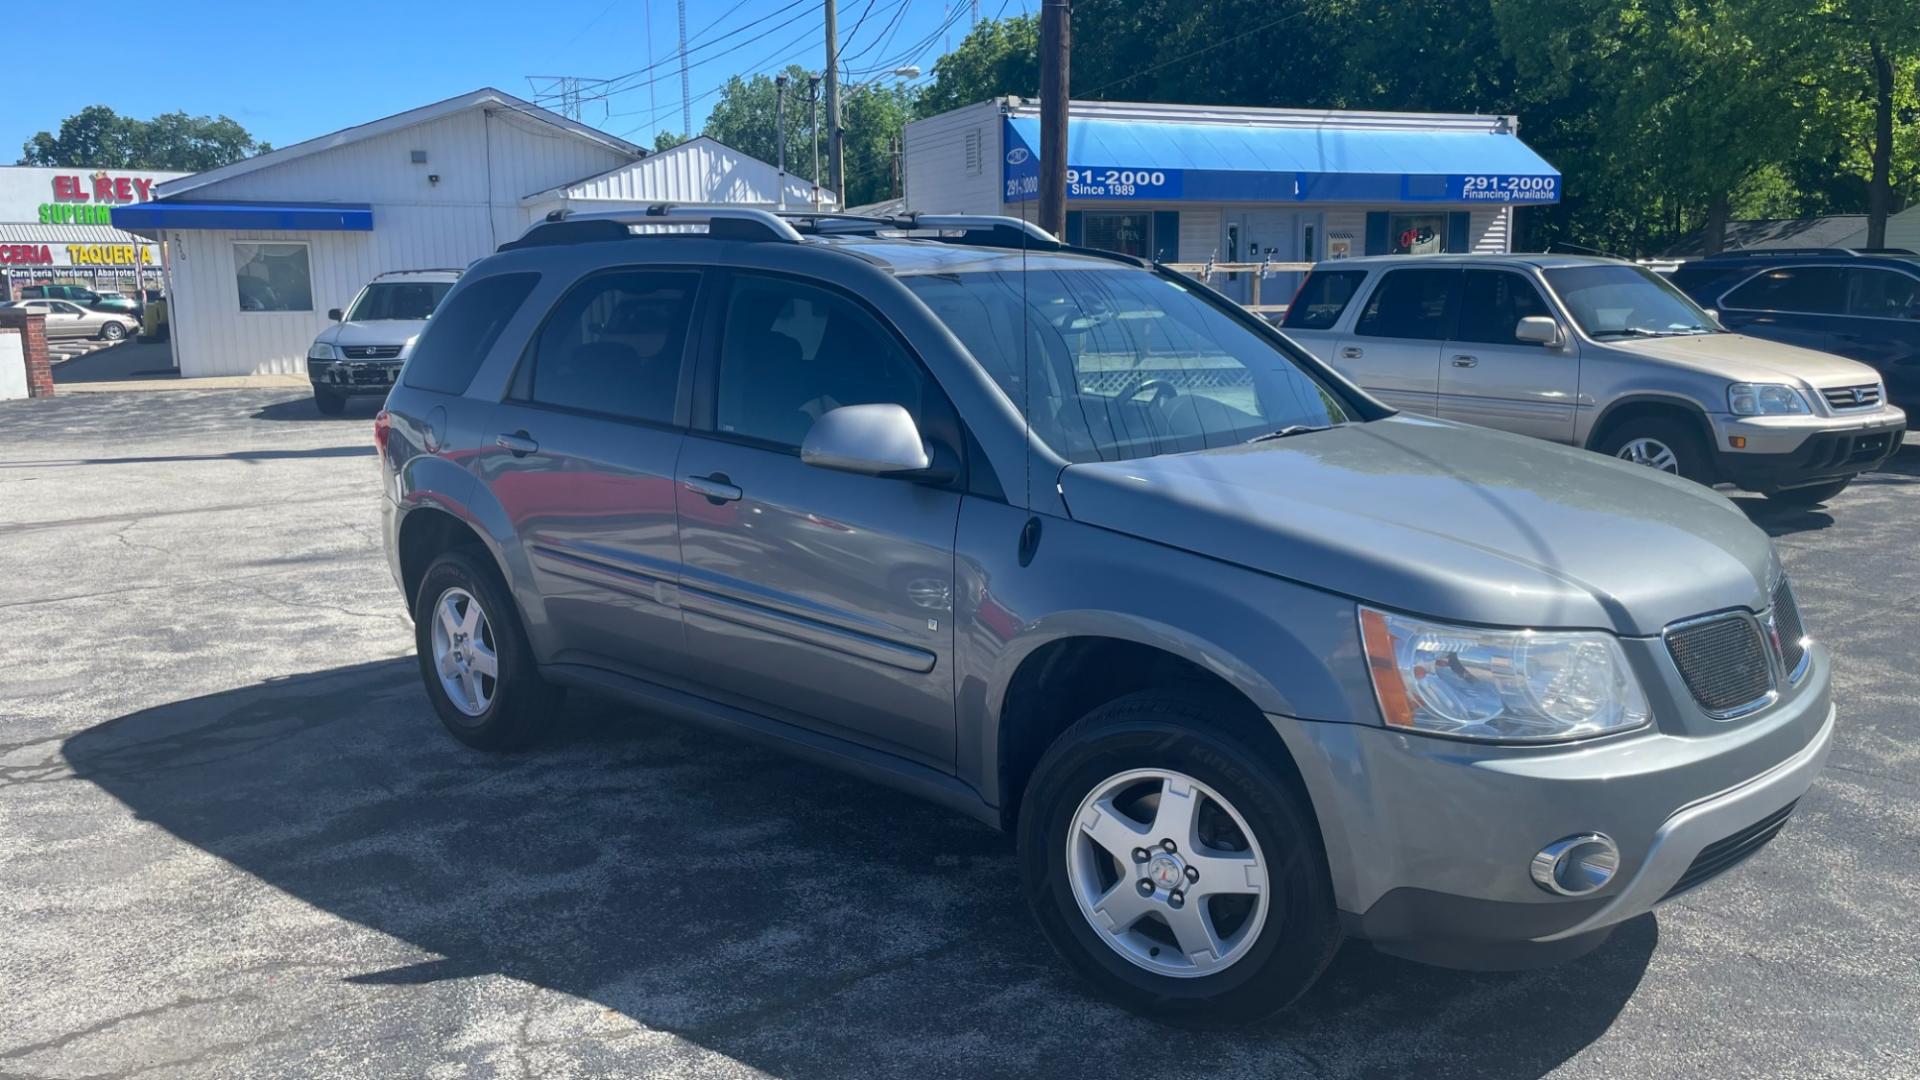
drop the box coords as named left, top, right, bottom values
left=402, top=273, right=539, bottom=395
left=1847, top=268, right=1919, bottom=318
left=1722, top=266, right=1847, bottom=315
left=1354, top=268, right=1459, bottom=340
left=523, top=270, right=699, bottom=424
left=1455, top=270, right=1554, bottom=345
left=1282, top=270, right=1367, bottom=330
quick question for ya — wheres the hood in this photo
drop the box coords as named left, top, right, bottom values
left=1057, top=416, right=1777, bottom=635
left=1609, top=332, right=1879, bottom=388
left=314, top=318, right=429, bottom=351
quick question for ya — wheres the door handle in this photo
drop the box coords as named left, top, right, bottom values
left=1451, top=355, right=1479, bottom=368
left=495, top=431, right=539, bottom=456
left=1340, top=346, right=1363, bottom=359
left=685, top=473, right=743, bottom=504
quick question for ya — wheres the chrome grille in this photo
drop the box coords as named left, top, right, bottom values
left=1666, top=614, right=1774, bottom=716
left=1772, top=579, right=1807, bottom=680
left=342, top=344, right=403, bottom=360
left=1820, top=383, right=1882, bottom=410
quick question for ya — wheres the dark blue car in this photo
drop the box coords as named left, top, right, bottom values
left=1670, top=249, right=1920, bottom=411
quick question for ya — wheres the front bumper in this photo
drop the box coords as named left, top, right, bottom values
left=309, top=357, right=402, bottom=395
left=1708, top=407, right=1905, bottom=492
left=1271, top=643, right=1833, bottom=968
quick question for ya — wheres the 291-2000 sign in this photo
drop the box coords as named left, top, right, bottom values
left=1067, top=168, right=1172, bottom=197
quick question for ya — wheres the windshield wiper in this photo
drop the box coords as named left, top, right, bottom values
left=1591, top=326, right=1708, bottom=339
left=1246, top=424, right=1332, bottom=444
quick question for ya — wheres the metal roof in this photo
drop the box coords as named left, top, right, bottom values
left=0, top=223, right=152, bottom=245
left=154, top=88, right=643, bottom=201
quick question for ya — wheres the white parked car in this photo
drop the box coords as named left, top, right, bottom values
left=306, top=269, right=461, bottom=414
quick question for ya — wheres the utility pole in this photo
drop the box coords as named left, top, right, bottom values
left=1038, top=0, right=1071, bottom=239
left=775, top=74, right=789, bottom=210
left=808, top=75, right=823, bottom=210
left=824, top=0, right=843, bottom=204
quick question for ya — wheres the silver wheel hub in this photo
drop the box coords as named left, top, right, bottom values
left=430, top=587, right=498, bottom=718
left=1617, top=437, right=1679, bottom=474
left=1067, top=768, right=1270, bottom=979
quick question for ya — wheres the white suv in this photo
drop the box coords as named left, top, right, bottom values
left=305, top=269, right=460, bottom=414
left=1280, top=254, right=1907, bottom=505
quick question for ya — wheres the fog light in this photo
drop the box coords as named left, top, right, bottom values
left=1730, top=436, right=1747, bottom=449
left=1531, top=834, right=1620, bottom=896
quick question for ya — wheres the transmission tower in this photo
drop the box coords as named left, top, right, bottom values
left=677, top=0, right=692, bottom=136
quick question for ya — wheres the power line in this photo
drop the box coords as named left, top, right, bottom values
left=840, top=0, right=911, bottom=66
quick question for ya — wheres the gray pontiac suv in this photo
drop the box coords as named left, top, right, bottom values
left=378, top=209, right=1833, bottom=1022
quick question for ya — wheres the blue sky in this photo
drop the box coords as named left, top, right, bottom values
left=5, top=0, right=1026, bottom=159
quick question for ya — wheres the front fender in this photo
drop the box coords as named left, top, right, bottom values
left=952, top=498, right=1377, bottom=807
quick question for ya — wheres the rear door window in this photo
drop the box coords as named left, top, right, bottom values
left=1281, top=270, right=1368, bottom=330
left=1353, top=268, right=1460, bottom=340
left=1846, top=268, right=1920, bottom=318
left=402, top=272, right=540, bottom=395
left=521, top=270, right=700, bottom=425
left=1455, top=270, right=1554, bottom=346
left=1722, top=266, right=1848, bottom=315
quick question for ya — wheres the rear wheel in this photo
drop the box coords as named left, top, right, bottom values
left=414, top=550, right=556, bottom=750
left=1768, top=479, right=1850, bottom=506
left=1018, top=691, right=1341, bottom=1023
left=1596, top=416, right=1713, bottom=485
left=99, top=321, right=126, bottom=342
left=313, top=388, right=347, bottom=415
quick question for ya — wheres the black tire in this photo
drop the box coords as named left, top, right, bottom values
left=413, top=549, right=556, bottom=751
left=312, top=388, right=348, bottom=415
left=99, top=321, right=126, bottom=342
left=1595, top=415, right=1713, bottom=485
left=1018, top=690, right=1341, bottom=1024
left=1768, top=479, right=1850, bottom=506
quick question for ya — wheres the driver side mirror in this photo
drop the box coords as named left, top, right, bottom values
left=1515, top=315, right=1565, bottom=347
left=328, top=308, right=344, bottom=322
left=801, top=403, right=935, bottom=478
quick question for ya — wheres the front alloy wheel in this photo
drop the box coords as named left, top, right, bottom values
left=1068, top=769, right=1270, bottom=978
left=1615, top=436, right=1678, bottom=473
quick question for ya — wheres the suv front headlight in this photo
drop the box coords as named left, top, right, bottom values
left=308, top=342, right=340, bottom=361
left=1728, top=382, right=1811, bottom=415
left=1358, top=607, right=1650, bottom=742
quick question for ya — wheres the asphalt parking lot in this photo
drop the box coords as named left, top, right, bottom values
left=2, top=388, right=1917, bottom=1079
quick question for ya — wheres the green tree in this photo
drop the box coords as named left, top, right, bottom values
left=20, top=106, right=269, bottom=170
left=1800, top=0, right=1920, bottom=246
left=704, top=65, right=823, bottom=185
left=841, top=83, right=912, bottom=206
left=914, top=14, right=1041, bottom=118
left=653, top=131, right=691, bottom=152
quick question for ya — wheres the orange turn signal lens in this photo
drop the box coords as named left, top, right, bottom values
left=1729, top=436, right=1746, bottom=449
left=1358, top=608, right=1415, bottom=728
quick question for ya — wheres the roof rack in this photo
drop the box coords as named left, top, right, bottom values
left=500, top=207, right=1065, bottom=253
left=1702, top=247, right=1860, bottom=258
left=1856, top=247, right=1918, bottom=255
left=502, top=205, right=806, bottom=250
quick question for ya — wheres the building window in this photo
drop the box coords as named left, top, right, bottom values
left=1082, top=212, right=1152, bottom=258
left=1388, top=212, right=1448, bottom=255
left=233, top=242, right=313, bottom=312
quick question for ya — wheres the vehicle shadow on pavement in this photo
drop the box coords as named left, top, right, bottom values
left=251, top=397, right=386, bottom=422
left=63, top=660, right=1653, bottom=1078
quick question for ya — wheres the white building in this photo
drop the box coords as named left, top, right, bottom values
left=0, top=165, right=188, bottom=300
left=523, top=135, right=835, bottom=219
left=114, top=88, right=645, bottom=378
left=902, top=98, right=1561, bottom=305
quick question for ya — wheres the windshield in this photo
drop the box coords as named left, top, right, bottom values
left=904, top=267, right=1352, bottom=464
left=1545, top=264, right=1717, bottom=338
left=347, top=281, right=454, bottom=321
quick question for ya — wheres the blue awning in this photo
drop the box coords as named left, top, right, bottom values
left=111, top=201, right=375, bottom=232
left=1003, top=116, right=1559, bottom=205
